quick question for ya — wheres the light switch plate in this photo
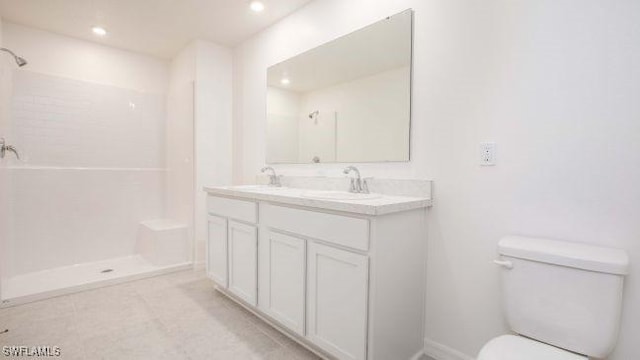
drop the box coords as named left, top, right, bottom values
left=480, top=142, right=496, bottom=166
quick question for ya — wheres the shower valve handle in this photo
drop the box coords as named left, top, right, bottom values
left=0, top=138, right=21, bottom=160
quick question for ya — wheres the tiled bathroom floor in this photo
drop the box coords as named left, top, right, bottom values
left=0, top=270, right=321, bottom=359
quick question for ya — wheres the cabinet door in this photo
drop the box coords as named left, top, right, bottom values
left=261, top=230, right=306, bottom=335
left=307, top=242, right=368, bottom=360
left=228, top=220, right=258, bottom=305
left=207, top=215, right=228, bottom=287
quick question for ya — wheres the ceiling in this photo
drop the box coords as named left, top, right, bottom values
left=267, top=9, right=412, bottom=93
left=0, top=0, right=313, bottom=59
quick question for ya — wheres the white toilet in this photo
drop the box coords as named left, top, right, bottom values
left=478, top=236, right=629, bottom=360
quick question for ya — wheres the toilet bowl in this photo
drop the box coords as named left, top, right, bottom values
left=478, top=335, right=586, bottom=360
left=478, top=236, right=629, bottom=360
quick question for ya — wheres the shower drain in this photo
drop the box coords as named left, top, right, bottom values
left=100, top=269, right=114, bottom=273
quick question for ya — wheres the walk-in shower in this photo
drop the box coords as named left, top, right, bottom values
left=0, top=33, right=192, bottom=307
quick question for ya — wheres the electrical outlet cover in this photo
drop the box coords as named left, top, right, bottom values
left=480, top=142, right=496, bottom=166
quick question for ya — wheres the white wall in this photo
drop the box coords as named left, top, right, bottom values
left=164, top=39, right=233, bottom=267
left=1, top=22, right=170, bottom=277
left=193, top=40, right=233, bottom=265
left=233, top=1, right=640, bottom=359
left=166, top=43, right=196, bottom=263
left=2, top=23, right=167, bottom=93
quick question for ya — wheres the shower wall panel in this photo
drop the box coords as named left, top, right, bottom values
left=5, top=71, right=166, bottom=277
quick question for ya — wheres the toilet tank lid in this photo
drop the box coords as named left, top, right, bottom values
left=498, top=236, right=629, bottom=275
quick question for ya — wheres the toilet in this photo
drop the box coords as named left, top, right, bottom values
left=479, top=236, right=629, bottom=360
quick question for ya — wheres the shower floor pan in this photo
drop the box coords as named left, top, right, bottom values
left=1, top=255, right=191, bottom=307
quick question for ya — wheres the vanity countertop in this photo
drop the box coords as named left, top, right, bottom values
left=203, top=185, right=432, bottom=216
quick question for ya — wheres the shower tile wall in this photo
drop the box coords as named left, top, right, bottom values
left=10, top=71, right=164, bottom=167
left=5, top=71, right=166, bottom=277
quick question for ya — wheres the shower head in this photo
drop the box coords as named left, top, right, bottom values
left=308, top=110, right=319, bottom=119
left=15, top=56, right=27, bottom=67
left=0, top=48, right=28, bottom=67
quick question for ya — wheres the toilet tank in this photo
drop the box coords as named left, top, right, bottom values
left=497, top=236, right=629, bottom=358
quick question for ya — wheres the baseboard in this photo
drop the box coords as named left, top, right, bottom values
left=424, top=338, right=475, bottom=360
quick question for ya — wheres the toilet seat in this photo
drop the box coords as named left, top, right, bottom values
left=477, top=335, right=587, bottom=360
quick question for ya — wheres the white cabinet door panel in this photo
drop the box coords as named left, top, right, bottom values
left=228, top=220, right=258, bottom=305
left=261, top=230, right=306, bottom=335
left=207, top=215, right=228, bottom=287
left=307, top=242, right=368, bottom=360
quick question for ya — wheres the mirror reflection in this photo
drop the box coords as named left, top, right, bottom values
left=266, top=9, right=413, bottom=164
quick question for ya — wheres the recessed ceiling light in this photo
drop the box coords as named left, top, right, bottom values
left=249, top=1, right=265, bottom=12
left=92, top=26, right=107, bottom=36
left=280, top=78, right=290, bottom=85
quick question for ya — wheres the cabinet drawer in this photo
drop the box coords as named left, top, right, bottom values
left=263, top=204, right=369, bottom=251
left=207, top=196, right=257, bottom=224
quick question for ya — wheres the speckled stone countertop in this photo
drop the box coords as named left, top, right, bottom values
left=204, top=179, right=432, bottom=216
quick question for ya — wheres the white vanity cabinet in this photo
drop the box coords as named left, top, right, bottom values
left=206, top=193, right=427, bottom=360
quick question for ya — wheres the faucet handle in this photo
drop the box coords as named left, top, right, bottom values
left=348, top=178, right=357, bottom=193
left=361, top=179, right=369, bottom=194
left=261, top=166, right=282, bottom=187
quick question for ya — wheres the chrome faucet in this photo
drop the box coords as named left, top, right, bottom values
left=343, top=166, right=369, bottom=194
left=261, top=166, right=281, bottom=187
left=0, top=138, right=20, bottom=160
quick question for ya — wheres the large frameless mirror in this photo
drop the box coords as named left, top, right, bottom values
left=266, top=9, right=413, bottom=164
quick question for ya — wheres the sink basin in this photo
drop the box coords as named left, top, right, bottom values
left=301, top=190, right=381, bottom=201
left=232, top=185, right=286, bottom=191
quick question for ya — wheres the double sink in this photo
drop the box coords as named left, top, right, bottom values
left=232, top=185, right=382, bottom=201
